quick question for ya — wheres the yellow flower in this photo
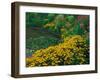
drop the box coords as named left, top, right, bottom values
left=26, top=35, right=89, bottom=67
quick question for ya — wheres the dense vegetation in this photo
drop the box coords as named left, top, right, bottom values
left=26, top=12, right=89, bottom=67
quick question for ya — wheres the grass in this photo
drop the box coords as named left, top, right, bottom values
left=26, top=27, right=61, bottom=57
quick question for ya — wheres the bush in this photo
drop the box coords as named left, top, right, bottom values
left=66, top=15, right=75, bottom=23
left=26, top=35, right=89, bottom=67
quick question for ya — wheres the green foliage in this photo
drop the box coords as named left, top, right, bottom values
left=54, top=15, right=65, bottom=34
left=26, top=13, right=35, bottom=27
left=72, top=23, right=84, bottom=35
left=26, top=13, right=89, bottom=38
left=47, top=14, right=56, bottom=22
left=26, top=13, right=46, bottom=27
left=66, top=15, right=75, bottom=23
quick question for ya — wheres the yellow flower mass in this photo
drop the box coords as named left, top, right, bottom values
left=26, top=35, right=89, bottom=67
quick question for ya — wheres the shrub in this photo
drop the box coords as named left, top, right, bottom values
left=54, top=15, right=65, bottom=34
left=66, top=15, right=75, bottom=23
left=26, top=35, right=89, bottom=67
